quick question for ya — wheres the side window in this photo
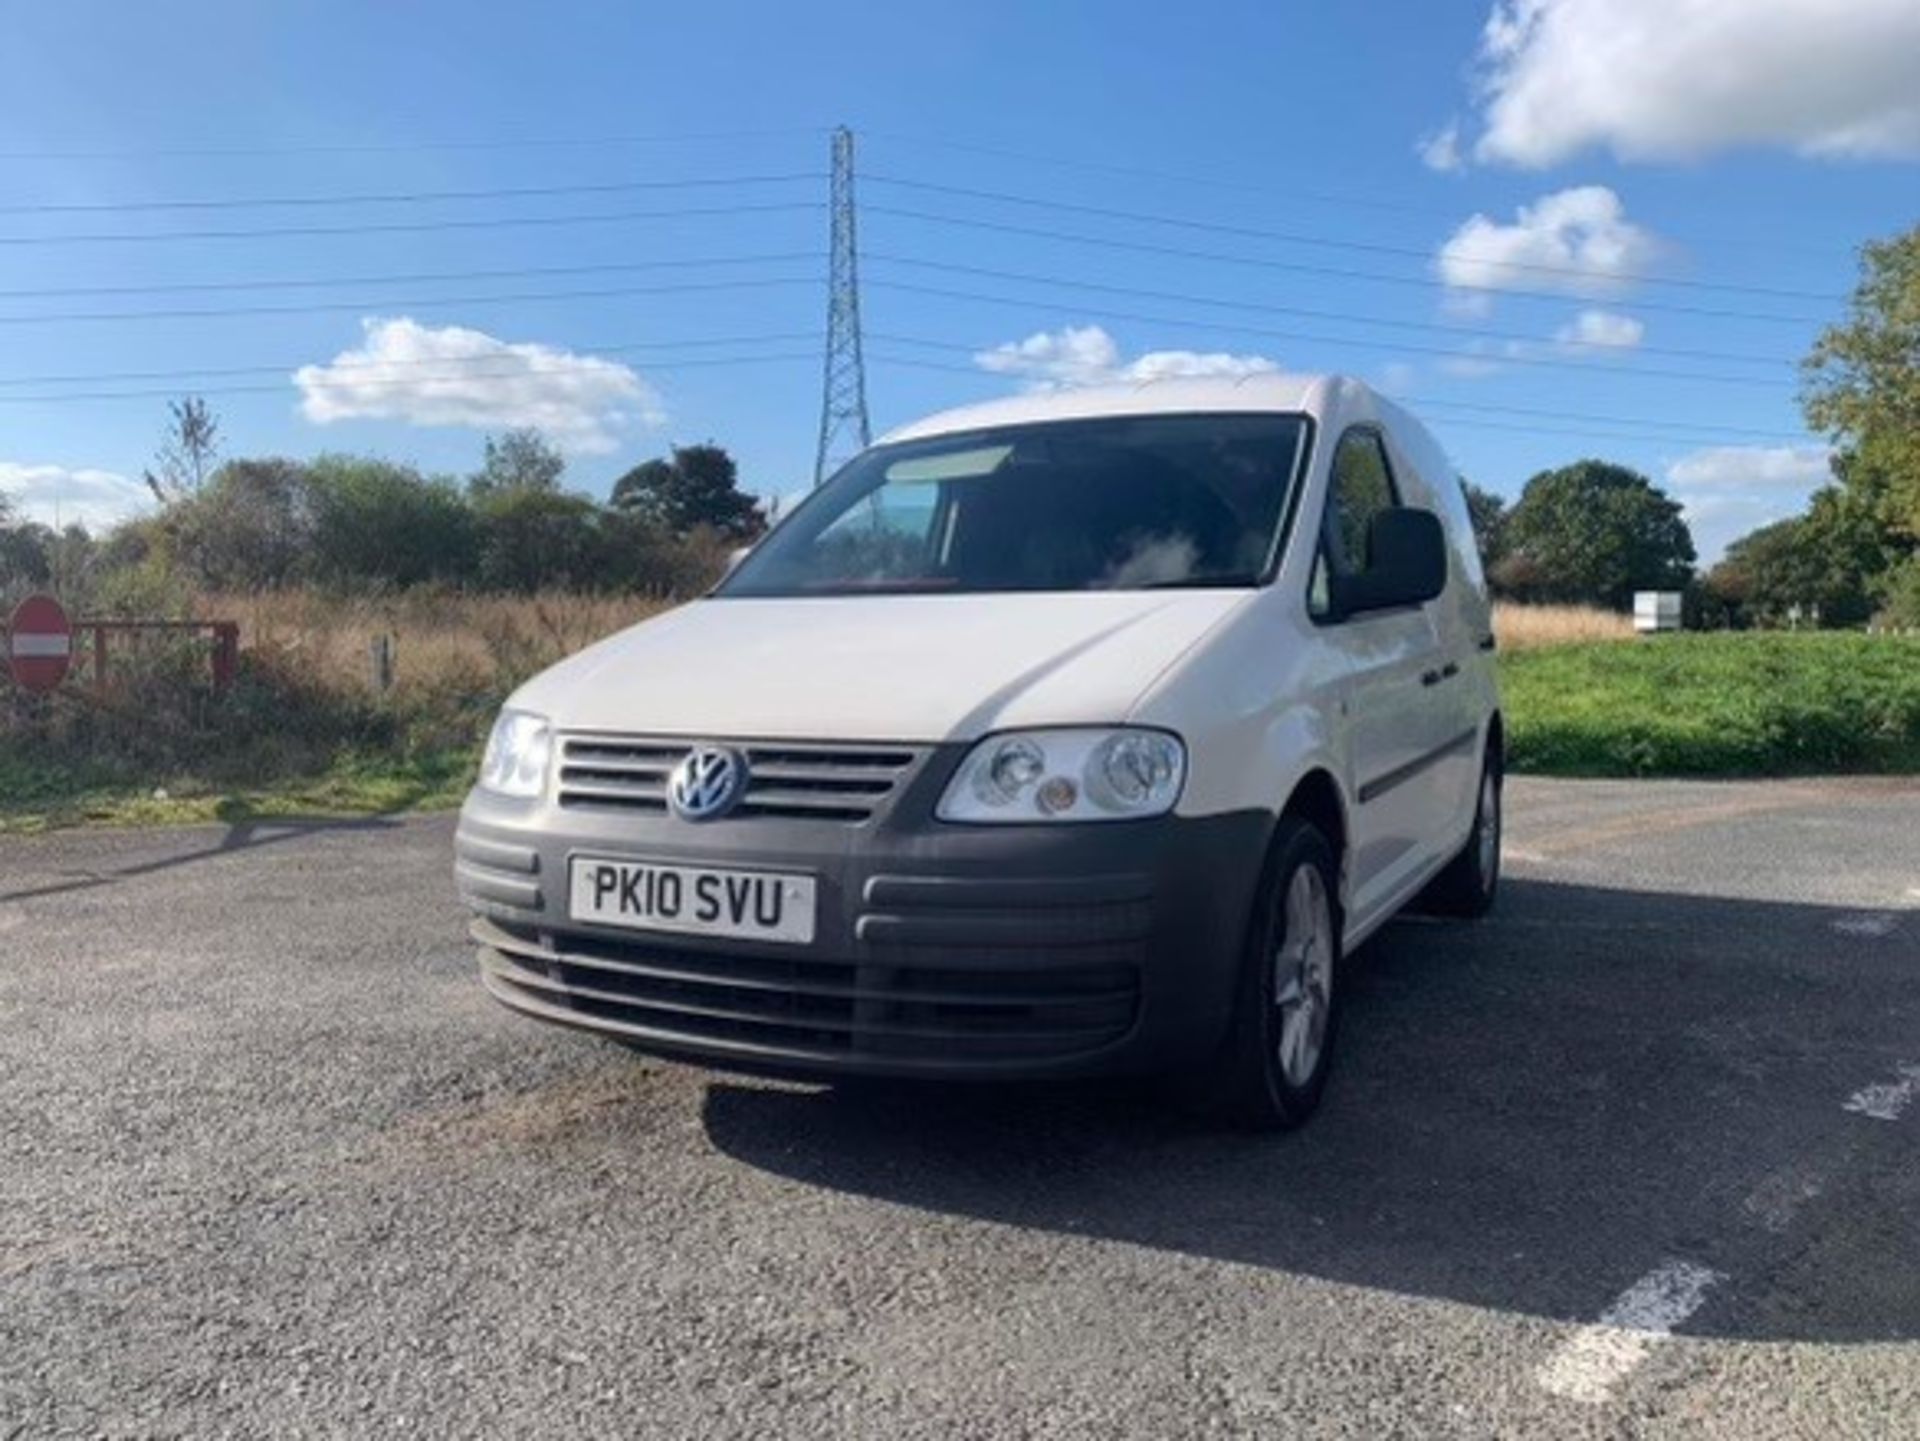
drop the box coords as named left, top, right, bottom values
left=1309, top=429, right=1400, bottom=619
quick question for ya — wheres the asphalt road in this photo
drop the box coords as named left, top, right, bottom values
left=3, top=777, right=1918, bottom=1438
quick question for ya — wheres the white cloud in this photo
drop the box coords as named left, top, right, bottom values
left=1465, top=0, right=1920, bottom=167
left=1434, top=307, right=1645, bottom=379
left=1553, top=309, right=1644, bottom=351
left=1667, top=444, right=1831, bottom=490
left=1436, top=187, right=1662, bottom=311
left=974, top=325, right=1279, bottom=391
left=294, top=317, right=663, bottom=455
left=1418, top=122, right=1465, bottom=173
left=1665, top=445, right=1834, bottom=562
left=0, top=461, right=149, bottom=532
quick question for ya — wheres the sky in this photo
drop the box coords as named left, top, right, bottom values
left=1, top=0, right=1916, bottom=561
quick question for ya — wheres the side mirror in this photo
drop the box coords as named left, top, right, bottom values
left=1328, top=508, right=1448, bottom=619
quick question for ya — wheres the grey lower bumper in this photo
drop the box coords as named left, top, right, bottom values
left=455, top=771, right=1271, bottom=1081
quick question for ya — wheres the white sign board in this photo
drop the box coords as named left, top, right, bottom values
left=1634, top=591, right=1683, bottom=634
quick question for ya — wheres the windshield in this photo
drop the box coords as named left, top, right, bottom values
left=719, top=412, right=1310, bottom=597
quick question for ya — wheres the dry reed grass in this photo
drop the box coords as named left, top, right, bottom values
left=194, top=589, right=672, bottom=702
left=1493, top=602, right=1635, bottom=651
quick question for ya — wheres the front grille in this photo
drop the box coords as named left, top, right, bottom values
left=556, top=734, right=923, bottom=823
left=475, top=917, right=1141, bottom=1065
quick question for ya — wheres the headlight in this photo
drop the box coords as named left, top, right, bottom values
left=478, top=709, right=553, bottom=799
left=938, top=728, right=1186, bottom=823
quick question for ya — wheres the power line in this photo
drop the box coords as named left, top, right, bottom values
left=0, top=273, right=820, bottom=326
left=0, top=252, right=822, bottom=301
left=864, top=130, right=1457, bottom=220
left=0, top=126, right=826, bottom=162
left=0, top=172, right=824, bottom=216
left=863, top=349, right=1802, bottom=450
left=866, top=205, right=1826, bottom=326
left=0, top=200, right=822, bottom=248
left=862, top=130, right=1850, bottom=263
left=865, top=279, right=1795, bottom=389
left=0, top=351, right=823, bottom=406
left=862, top=174, right=1845, bottom=303
left=0, top=331, right=823, bottom=389
left=0, top=319, right=1813, bottom=443
left=862, top=333, right=1816, bottom=444
left=1387, top=395, right=1813, bottom=444
left=864, top=253, right=1797, bottom=367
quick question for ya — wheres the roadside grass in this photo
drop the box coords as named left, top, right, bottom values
left=0, top=588, right=667, bottom=834
left=0, top=745, right=479, bottom=834
left=1500, top=632, right=1920, bottom=776
left=7, top=597, right=1918, bottom=831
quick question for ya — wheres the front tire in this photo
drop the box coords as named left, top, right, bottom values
left=1421, top=742, right=1502, bottom=918
left=1203, top=819, right=1343, bottom=1131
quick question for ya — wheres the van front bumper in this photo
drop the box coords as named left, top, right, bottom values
left=455, top=775, right=1271, bottom=1082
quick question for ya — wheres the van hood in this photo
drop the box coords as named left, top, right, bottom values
left=510, top=590, right=1248, bottom=742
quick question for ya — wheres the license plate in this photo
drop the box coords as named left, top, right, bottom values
left=568, top=857, right=816, bottom=944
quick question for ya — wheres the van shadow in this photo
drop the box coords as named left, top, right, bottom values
left=700, top=878, right=1920, bottom=1343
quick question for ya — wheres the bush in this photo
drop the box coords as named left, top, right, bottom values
left=307, top=456, right=477, bottom=588
left=1876, top=554, right=1920, bottom=630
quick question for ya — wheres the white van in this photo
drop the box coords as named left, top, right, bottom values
left=457, top=375, right=1502, bottom=1128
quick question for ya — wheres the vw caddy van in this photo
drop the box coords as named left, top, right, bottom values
left=456, top=375, right=1502, bottom=1128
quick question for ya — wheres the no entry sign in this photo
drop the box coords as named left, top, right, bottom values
left=7, top=593, right=73, bottom=694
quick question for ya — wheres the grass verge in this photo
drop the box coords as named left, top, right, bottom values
left=0, top=745, right=477, bottom=835
left=1500, top=632, right=1920, bottom=777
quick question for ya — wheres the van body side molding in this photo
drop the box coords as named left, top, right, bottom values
left=1357, top=727, right=1481, bottom=805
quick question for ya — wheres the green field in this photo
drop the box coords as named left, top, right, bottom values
left=1499, top=632, right=1920, bottom=777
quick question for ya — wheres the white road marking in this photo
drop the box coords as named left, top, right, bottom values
left=1832, top=911, right=1899, bottom=937
left=1501, top=846, right=1549, bottom=865
left=1842, top=1063, right=1920, bottom=1122
left=1535, top=1260, right=1724, bottom=1405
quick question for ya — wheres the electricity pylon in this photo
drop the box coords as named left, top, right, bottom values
left=813, top=125, right=871, bottom=485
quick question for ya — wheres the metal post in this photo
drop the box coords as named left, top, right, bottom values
left=211, top=623, right=239, bottom=692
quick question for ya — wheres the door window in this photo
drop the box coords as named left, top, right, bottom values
left=1310, top=429, right=1401, bottom=618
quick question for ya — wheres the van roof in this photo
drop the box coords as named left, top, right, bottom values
left=878, top=373, right=1357, bottom=445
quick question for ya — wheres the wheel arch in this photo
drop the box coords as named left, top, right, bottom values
left=1277, top=767, right=1350, bottom=916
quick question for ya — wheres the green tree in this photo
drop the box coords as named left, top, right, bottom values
left=1500, top=459, right=1695, bottom=609
left=610, top=442, right=763, bottom=540
left=1705, top=486, right=1888, bottom=628
left=1876, top=554, right=1920, bottom=628
left=472, top=486, right=605, bottom=592
left=1803, top=223, right=1920, bottom=541
left=1460, top=478, right=1508, bottom=571
left=470, top=428, right=565, bottom=497
left=307, top=456, right=476, bottom=587
left=164, top=457, right=315, bottom=590
left=0, top=498, right=53, bottom=595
